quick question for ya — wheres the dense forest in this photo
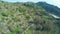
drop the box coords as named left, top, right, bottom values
left=0, top=1, right=60, bottom=34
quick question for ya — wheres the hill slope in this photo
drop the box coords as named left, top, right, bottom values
left=0, top=1, right=60, bottom=34
left=36, top=2, right=60, bottom=17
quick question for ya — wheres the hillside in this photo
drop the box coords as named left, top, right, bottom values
left=36, top=2, right=60, bottom=17
left=0, top=1, right=60, bottom=34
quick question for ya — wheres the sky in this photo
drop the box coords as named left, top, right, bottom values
left=2, top=0, right=60, bottom=8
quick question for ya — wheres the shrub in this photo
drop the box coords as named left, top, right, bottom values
left=1, top=12, right=8, bottom=17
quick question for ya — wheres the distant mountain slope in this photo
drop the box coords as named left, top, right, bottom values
left=36, top=2, right=60, bottom=16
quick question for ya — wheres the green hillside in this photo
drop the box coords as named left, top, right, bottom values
left=0, top=1, right=60, bottom=34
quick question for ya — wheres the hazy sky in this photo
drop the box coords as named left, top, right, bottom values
left=2, top=0, right=60, bottom=8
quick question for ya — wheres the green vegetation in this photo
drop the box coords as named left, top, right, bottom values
left=1, top=12, right=8, bottom=17
left=0, top=1, right=60, bottom=34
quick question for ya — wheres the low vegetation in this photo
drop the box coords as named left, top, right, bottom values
left=0, top=1, right=60, bottom=34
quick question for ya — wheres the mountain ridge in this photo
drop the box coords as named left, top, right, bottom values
left=36, top=2, right=60, bottom=16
